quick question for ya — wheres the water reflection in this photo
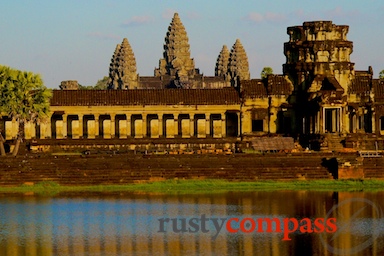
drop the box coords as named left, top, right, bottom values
left=0, top=191, right=383, bottom=255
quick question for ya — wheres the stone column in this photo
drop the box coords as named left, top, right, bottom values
left=332, top=109, right=337, bottom=132
left=321, top=107, right=326, bottom=133
left=126, top=114, right=131, bottom=137
left=94, top=114, right=100, bottom=138
left=10, top=118, right=18, bottom=139
left=237, top=112, right=241, bottom=137
left=158, top=113, right=163, bottom=137
left=269, top=107, right=277, bottom=134
left=174, top=113, right=179, bottom=137
left=341, top=107, right=349, bottom=133
left=372, top=109, right=376, bottom=133
left=110, top=113, right=116, bottom=138
left=358, top=108, right=364, bottom=131
left=142, top=114, right=147, bottom=138
left=221, top=113, right=226, bottom=138
left=190, top=115, right=194, bottom=137
left=205, top=114, right=210, bottom=137
left=62, top=114, right=68, bottom=138
left=78, top=114, right=83, bottom=138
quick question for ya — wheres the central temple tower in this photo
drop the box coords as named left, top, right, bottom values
left=155, top=13, right=196, bottom=83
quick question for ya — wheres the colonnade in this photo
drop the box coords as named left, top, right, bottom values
left=2, top=112, right=241, bottom=140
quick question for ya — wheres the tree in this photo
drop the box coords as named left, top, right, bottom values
left=78, top=76, right=109, bottom=90
left=94, top=76, right=109, bottom=89
left=261, top=67, right=273, bottom=79
left=379, top=70, right=384, bottom=79
left=0, top=65, right=51, bottom=156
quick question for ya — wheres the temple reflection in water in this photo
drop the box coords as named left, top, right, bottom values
left=0, top=191, right=383, bottom=255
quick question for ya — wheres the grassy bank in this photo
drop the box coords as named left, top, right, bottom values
left=1, top=179, right=384, bottom=195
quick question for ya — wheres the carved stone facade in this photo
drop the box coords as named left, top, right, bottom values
left=284, top=21, right=354, bottom=92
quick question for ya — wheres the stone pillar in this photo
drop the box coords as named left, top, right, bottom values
left=221, top=113, right=226, bottom=138
left=158, top=113, right=163, bottom=137
left=11, top=118, right=18, bottom=139
left=357, top=108, right=363, bottom=131
left=94, top=114, right=100, bottom=138
left=78, top=114, right=83, bottom=138
left=237, top=112, right=241, bottom=136
left=190, top=116, right=194, bottom=137
left=142, top=114, right=147, bottom=138
left=126, top=114, right=131, bottom=137
left=205, top=114, right=210, bottom=137
left=62, top=114, right=68, bottom=138
left=371, top=108, right=376, bottom=133
left=40, top=121, right=51, bottom=139
left=331, top=109, right=335, bottom=132
left=269, top=107, right=277, bottom=133
left=110, top=114, right=116, bottom=138
left=174, top=113, right=179, bottom=137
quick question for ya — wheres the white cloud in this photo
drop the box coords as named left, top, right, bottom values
left=244, top=12, right=286, bottom=23
left=122, top=15, right=153, bottom=26
left=246, top=12, right=264, bottom=23
left=264, top=12, right=285, bottom=22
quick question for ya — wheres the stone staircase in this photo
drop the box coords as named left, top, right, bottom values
left=324, top=134, right=345, bottom=151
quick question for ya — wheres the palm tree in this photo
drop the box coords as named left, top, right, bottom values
left=0, top=132, right=5, bottom=156
left=0, top=65, right=51, bottom=156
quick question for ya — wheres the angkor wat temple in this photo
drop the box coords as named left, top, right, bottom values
left=3, top=13, right=384, bottom=151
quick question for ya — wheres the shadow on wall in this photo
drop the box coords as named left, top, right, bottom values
left=321, top=157, right=338, bottom=179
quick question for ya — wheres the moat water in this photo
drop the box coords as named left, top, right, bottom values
left=0, top=191, right=383, bottom=255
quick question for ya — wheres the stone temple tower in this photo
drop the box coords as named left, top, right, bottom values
left=283, top=21, right=355, bottom=135
left=283, top=21, right=354, bottom=93
left=155, top=13, right=196, bottom=83
left=108, top=38, right=138, bottom=89
left=215, top=45, right=230, bottom=78
left=228, top=39, right=250, bottom=87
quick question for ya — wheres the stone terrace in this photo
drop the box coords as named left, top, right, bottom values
left=0, top=153, right=339, bottom=186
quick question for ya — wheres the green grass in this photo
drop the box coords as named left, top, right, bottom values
left=1, top=179, right=384, bottom=195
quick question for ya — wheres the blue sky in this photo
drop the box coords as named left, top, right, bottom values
left=1, top=0, right=383, bottom=88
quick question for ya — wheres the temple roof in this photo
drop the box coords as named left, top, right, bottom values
left=373, top=79, right=384, bottom=102
left=308, top=75, right=344, bottom=93
left=50, top=88, right=241, bottom=106
left=349, top=73, right=372, bottom=94
left=241, top=79, right=267, bottom=97
left=241, top=76, right=293, bottom=98
left=266, top=75, right=293, bottom=95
